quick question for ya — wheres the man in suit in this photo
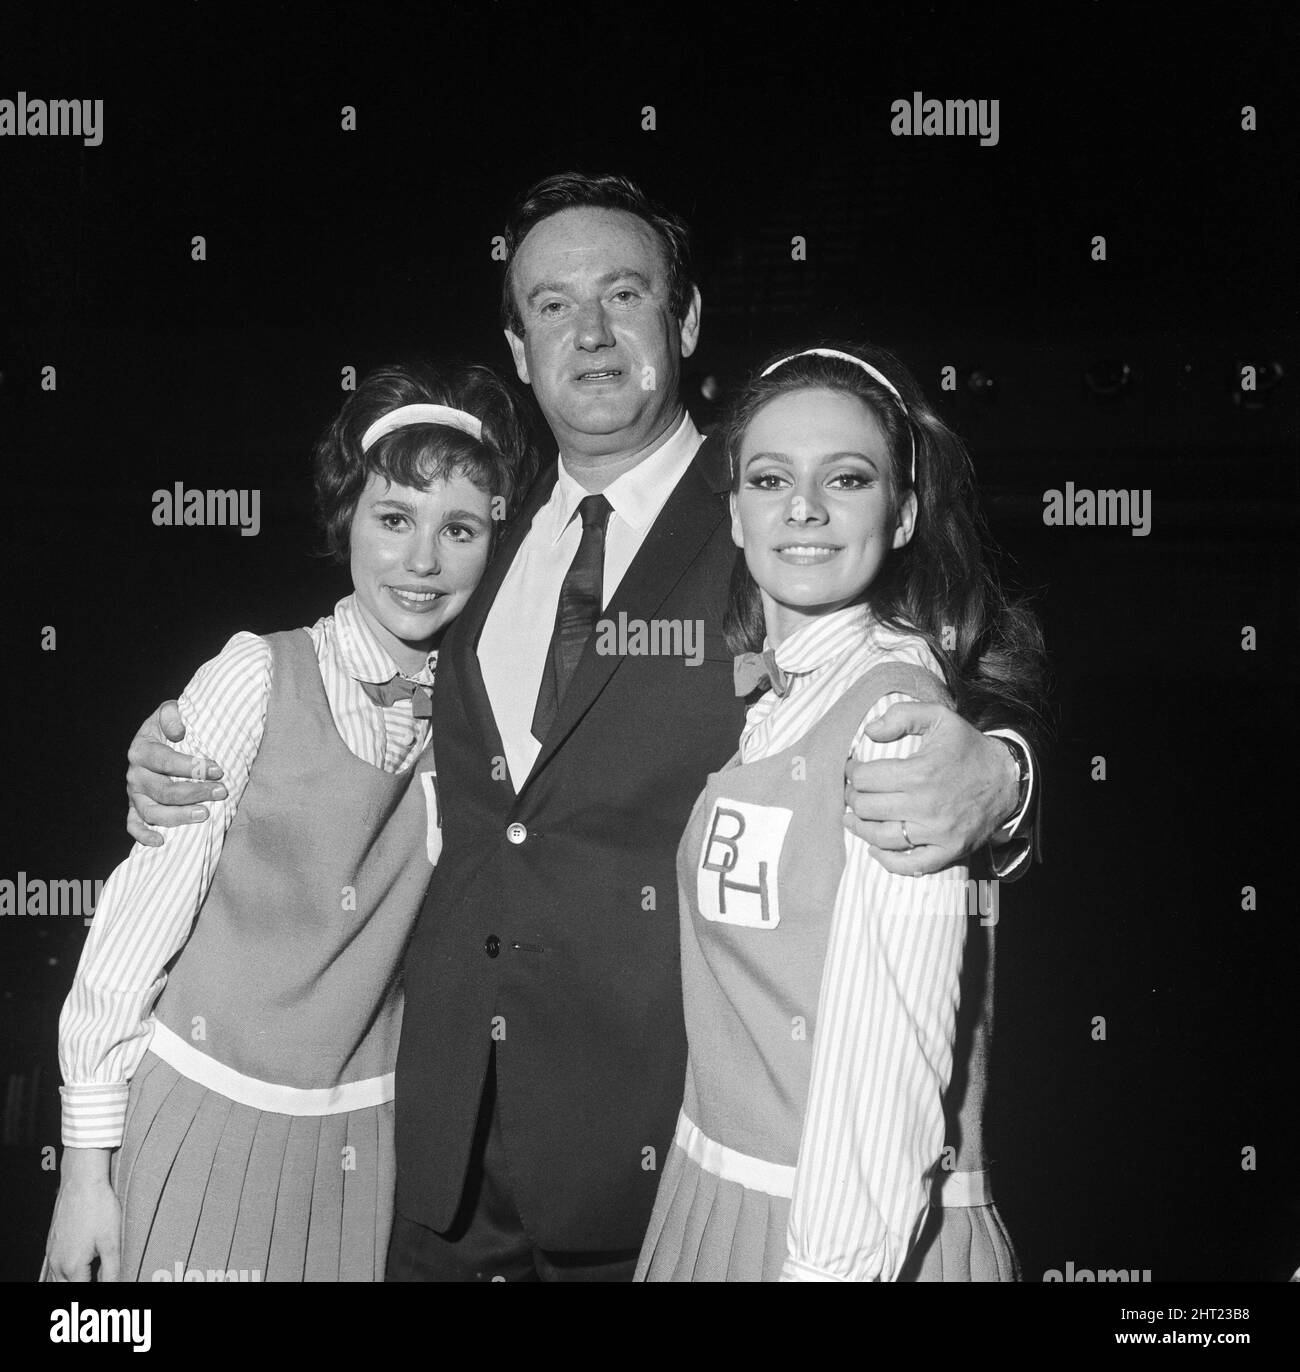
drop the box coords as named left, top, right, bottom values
left=126, top=172, right=1036, bottom=1281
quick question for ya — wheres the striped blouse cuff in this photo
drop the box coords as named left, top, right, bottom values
left=985, top=728, right=1034, bottom=840
left=60, top=1082, right=129, bottom=1149
left=780, top=1256, right=854, bottom=1282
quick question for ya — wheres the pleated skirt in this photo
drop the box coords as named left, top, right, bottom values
left=635, top=1136, right=791, bottom=1282
left=111, top=1052, right=394, bottom=1283
left=635, top=1141, right=1020, bottom=1282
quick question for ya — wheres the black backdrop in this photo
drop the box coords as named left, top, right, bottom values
left=1, top=1, right=1296, bottom=1287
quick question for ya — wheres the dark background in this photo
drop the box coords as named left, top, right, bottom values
left=1, top=1, right=1296, bottom=1284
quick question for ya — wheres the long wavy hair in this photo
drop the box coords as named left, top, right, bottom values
left=723, top=343, right=1048, bottom=744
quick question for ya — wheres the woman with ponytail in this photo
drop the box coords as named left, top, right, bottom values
left=636, top=343, right=1045, bottom=1282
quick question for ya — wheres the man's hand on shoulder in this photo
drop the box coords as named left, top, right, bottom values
left=125, top=700, right=225, bottom=847
left=842, top=701, right=1019, bottom=876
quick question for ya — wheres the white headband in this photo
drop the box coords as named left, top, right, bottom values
left=360, top=403, right=484, bottom=453
left=759, top=347, right=917, bottom=484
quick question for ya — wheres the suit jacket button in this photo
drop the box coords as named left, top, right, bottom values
left=485, top=934, right=501, bottom=958
left=506, top=822, right=527, bottom=844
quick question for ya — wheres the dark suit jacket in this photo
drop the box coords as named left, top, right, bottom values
left=394, top=426, right=749, bottom=1251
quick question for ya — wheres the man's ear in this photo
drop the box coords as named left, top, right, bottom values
left=504, top=329, right=529, bottom=385
left=678, top=286, right=702, bottom=361
left=892, top=489, right=918, bottom=550
left=729, top=489, right=744, bottom=549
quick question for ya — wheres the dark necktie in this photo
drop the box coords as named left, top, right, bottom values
left=531, top=493, right=613, bottom=742
left=361, top=674, right=435, bottom=719
left=733, top=647, right=790, bottom=699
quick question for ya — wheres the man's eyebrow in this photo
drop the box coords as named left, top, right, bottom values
left=596, top=268, right=653, bottom=291
left=525, top=268, right=655, bottom=308
left=526, top=280, right=568, bottom=307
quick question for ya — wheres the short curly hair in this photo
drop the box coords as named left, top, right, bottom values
left=313, top=361, right=537, bottom=562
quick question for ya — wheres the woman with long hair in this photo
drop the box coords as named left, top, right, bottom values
left=637, top=343, right=1045, bottom=1281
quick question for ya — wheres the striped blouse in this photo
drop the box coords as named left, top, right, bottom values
left=739, top=606, right=969, bottom=1283
left=59, top=594, right=435, bottom=1148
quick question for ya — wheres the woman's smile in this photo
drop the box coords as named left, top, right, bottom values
left=385, top=584, right=447, bottom=613
left=773, top=542, right=844, bottom=564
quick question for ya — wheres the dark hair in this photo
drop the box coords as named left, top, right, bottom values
left=313, top=361, right=537, bottom=563
left=723, top=343, right=1048, bottom=744
left=499, top=171, right=696, bottom=334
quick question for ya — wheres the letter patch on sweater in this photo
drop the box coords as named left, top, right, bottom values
left=697, top=798, right=792, bottom=928
left=421, top=771, right=442, bottom=866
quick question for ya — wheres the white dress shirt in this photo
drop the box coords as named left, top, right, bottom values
left=477, top=410, right=704, bottom=790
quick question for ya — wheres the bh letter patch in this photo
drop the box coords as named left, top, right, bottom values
left=696, top=798, right=792, bottom=928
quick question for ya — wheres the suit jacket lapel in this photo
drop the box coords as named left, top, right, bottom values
left=523, top=432, right=731, bottom=788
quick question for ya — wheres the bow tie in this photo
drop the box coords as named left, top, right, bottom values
left=360, top=674, right=435, bottom=719
left=733, top=648, right=790, bottom=699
